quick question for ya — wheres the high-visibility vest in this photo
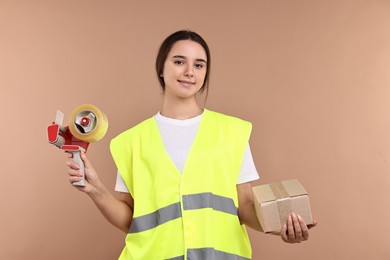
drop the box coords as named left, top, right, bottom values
left=110, top=109, right=253, bottom=260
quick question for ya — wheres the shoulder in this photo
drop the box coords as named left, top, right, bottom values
left=111, top=117, right=155, bottom=144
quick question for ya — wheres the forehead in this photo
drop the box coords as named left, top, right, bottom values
left=168, top=40, right=207, bottom=61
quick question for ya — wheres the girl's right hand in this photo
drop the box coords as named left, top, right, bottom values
left=66, top=151, right=101, bottom=194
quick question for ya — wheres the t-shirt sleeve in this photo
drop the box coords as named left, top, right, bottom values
left=115, top=171, right=130, bottom=193
left=237, top=143, right=260, bottom=184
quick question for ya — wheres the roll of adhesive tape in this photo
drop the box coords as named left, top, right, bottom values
left=68, top=104, right=108, bottom=143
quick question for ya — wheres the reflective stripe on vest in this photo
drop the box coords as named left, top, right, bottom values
left=167, top=256, right=185, bottom=260
left=183, top=192, right=237, bottom=215
left=167, top=248, right=251, bottom=260
left=187, top=248, right=251, bottom=260
left=129, top=202, right=182, bottom=233
left=129, top=192, right=237, bottom=233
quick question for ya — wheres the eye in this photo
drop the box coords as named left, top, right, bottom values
left=174, top=60, right=184, bottom=65
left=195, top=63, right=205, bottom=69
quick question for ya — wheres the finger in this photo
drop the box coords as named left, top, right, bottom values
left=292, top=213, right=303, bottom=242
left=280, top=223, right=288, bottom=242
left=308, top=219, right=318, bottom=229
left=298, top=215, right=309, bottom=241
left=287, top=215, right=295, bottom=242
left=67, top=168, right=83, bottom=177
left=69, top=175, right=83, bottom=184
left=66, top=159, right=80, bottom=170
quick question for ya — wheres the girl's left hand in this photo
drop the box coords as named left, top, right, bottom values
left=280, top=213, right=317, bottom=243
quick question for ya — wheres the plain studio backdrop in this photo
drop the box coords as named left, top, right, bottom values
left=1, top=1, right=389, bottom=259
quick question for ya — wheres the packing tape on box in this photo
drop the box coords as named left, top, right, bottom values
left=269, top=182, right=289, bottom=199
left=270, top=182, right=292, bottom=226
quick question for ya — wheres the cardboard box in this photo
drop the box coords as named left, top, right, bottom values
left=252, top=179, right=313, bottom=233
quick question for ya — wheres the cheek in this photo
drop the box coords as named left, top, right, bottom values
left=163, top=64, right=179, bottom=78
left=164, top=71, right=177, bottom=82
left=197, top=71, right=207, bottom=83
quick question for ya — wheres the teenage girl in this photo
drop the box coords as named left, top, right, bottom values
left=67, top=30, right=317, bottom=260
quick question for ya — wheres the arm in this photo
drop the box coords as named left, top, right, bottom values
left=237, top=181, right=317, bottom=243
left=237, top=182, right=263, bottom=231
left=66, top=152, right=133, bottom=233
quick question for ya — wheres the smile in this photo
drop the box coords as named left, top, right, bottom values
left=178, top=80, right=195, bottom=84
left=177, top=80, right=196, bottom=88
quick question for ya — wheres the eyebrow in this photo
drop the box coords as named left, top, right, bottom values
left=172, top=55, right=207, bottom=64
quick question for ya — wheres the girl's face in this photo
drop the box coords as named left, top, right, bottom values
left=161, top=40, right=207, bottom=100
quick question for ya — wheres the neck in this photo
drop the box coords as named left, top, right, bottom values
left=160, top=95, right=203, bottom=120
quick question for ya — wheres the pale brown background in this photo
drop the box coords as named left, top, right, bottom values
left=1, top=0, right=389, bottom=259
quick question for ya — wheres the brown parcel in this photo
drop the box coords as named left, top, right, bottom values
left=252, top=179, right=313, bottom=233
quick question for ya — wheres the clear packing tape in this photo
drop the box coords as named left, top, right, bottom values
left=269, top=182, right=293, bottom=227
left=68, top=104, right=109, bottom=143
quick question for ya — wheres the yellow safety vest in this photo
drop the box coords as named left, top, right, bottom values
left=110, top=109, right=252, bottom=260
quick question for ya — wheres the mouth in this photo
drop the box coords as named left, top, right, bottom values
left=177, top=80, right=196, bottom=88
left=178, top=80, right=195, bottom=84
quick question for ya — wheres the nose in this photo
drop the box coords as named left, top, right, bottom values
left=184, top=64, right=194, bottom=78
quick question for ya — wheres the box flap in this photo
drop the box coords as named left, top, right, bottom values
left=252, top=184, right=276, bottom=203
left=282, top=179, right=308, bottom=197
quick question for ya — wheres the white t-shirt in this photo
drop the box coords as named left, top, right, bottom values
left=115, top=112, right=260, bottom=193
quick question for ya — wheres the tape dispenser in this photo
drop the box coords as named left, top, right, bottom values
left=47, top=104, right=108, bottom=186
